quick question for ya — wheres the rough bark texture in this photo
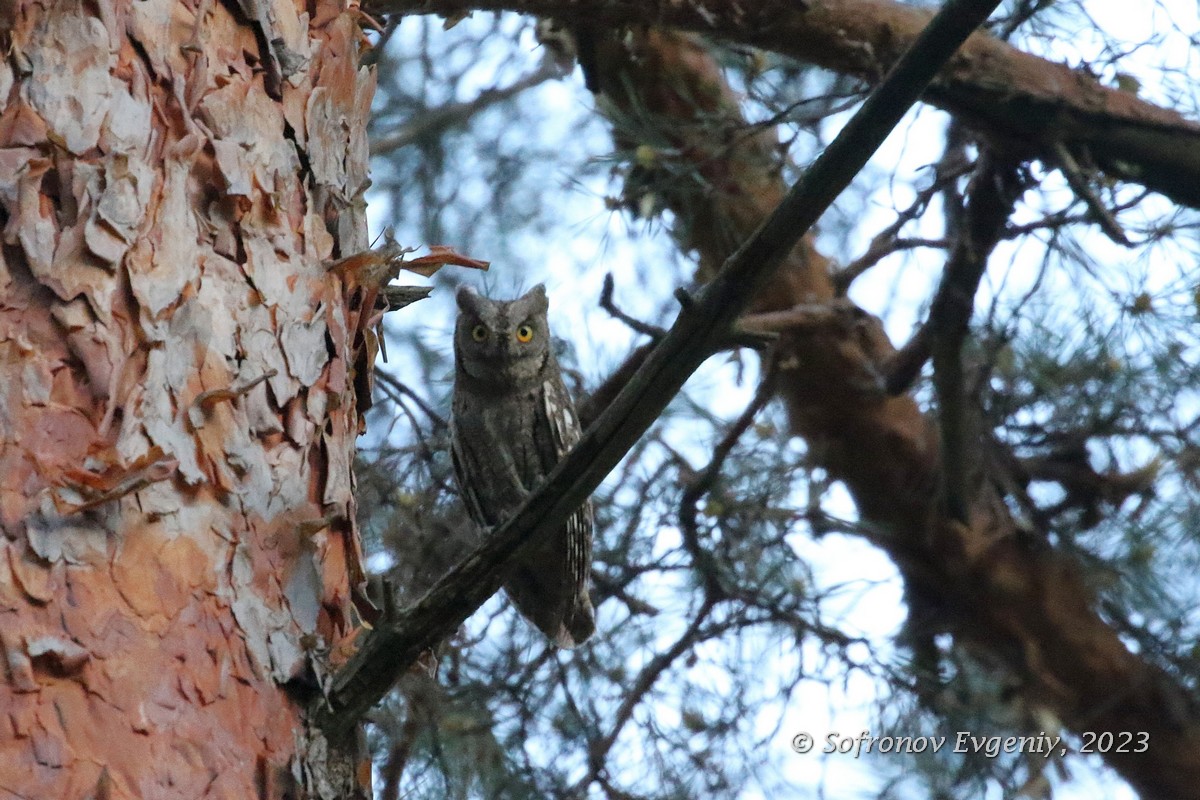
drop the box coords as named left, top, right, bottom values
left=584, top=27, right=1200, bottom=800
left=0, top=1, right=373, bottom=797
left=379, top=0, right=1200, bottom=210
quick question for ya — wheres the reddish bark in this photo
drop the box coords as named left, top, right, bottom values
left=0, top=1, right=374, bottom=797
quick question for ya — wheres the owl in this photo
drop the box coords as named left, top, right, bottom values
left=450, top=284, right=595, bottom=648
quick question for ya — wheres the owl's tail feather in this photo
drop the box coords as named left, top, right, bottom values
left=506, top=565, right=596, bottom=648
left=555, top=593, right=596, bottom=649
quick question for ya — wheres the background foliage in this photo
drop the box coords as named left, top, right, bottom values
left=357, top=3, right=1200, bottom=797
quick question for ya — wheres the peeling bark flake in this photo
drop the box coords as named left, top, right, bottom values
left=24, top=14, right=114, bottom=155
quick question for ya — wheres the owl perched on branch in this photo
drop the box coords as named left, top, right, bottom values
left=450, top=285, right=595, bottom=647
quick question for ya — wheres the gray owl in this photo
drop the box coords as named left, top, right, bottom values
left=450, top=284, right=595, bottom=648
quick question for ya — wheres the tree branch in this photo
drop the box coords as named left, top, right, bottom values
left=1049, top=140, right=1134, bottom=246
left=376, top=0, right=1200, bottom=209
left=927, top=152, right=1026, bottom=522
left=574, top=597, right=717, bottom=794
left=314, top=0, right=1004, bottom=739
left=598, top=273, right=667, bottom=340
left=370, top=60, right=561, bottom=154
left=678, top=356, right=779, bottom=598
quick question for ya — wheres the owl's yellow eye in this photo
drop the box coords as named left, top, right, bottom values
left=515, top=324, right=534, bottom=343
left=471, top=325, right=488, bottom=342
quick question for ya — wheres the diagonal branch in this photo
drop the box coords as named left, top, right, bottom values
left=882, top=151, right=1027, bottom=511
left=313, top=0, right=1004, bottom=739
left=575, top=597, right=717, bottom=793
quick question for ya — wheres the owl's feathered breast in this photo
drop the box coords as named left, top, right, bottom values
left=450, top=373, right=582, bottom=527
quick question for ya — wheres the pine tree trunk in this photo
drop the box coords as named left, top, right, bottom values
left=0, top=2, right=374, bottom=796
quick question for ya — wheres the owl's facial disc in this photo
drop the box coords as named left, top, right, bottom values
left=459, top=320, right=544, bottom=385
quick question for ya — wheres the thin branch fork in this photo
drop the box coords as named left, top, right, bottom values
left=312, top=0, right=1006, bottom=739
left=883, top=154, right=1025, bottom=400
left=370, top=60, right=562, bottom=154
left=928, top=152, right=1027, bottom=522
left=832, top=150, right=970, bottom=293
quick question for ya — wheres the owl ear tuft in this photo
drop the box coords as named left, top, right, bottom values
left=456, top=285, right=481, bottom=313
left=524, top=283, right=549, bottom=312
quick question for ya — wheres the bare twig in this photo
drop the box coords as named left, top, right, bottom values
left=371, top=62, right=561, bottom=154
left=598, top=273, right=666, bottom=339
left=833, top=150, right=970, bottom=293
left=374, top=370, right=448, bottom=430
left=1000, top=197, right=1144, bottom=239
left=573, top=598, right=717, bottom=793
left=684, top=357, right=779, bottom=504
left=678, top=356, right=780, bottom=597
left=882, top=142, right=1023, bottom=398
left=590, top=569, right=660, bottom=617
left=837, top=236, right=950, bottom=291
left=1051, top=141, right=1134, bottom=246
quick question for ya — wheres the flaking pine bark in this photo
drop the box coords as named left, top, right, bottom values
left=0, top=2, right=375, bottom=797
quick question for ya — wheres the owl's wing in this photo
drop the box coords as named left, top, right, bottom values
left=450, top=416, right=495, bottom=527
left=540, top=377, right=594, bottom=617
left=540, top=376, right=583, bottom=456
